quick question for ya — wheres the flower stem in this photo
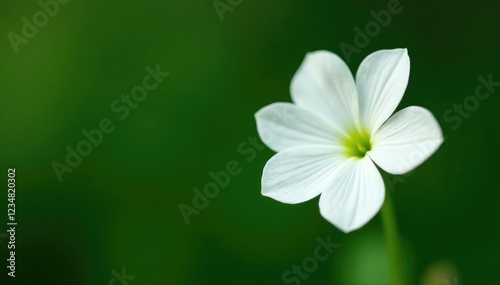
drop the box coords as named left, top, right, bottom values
left=380, top=178, right=405, bottom=285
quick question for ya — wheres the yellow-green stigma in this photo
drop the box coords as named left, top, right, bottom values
left=343, top=129, right=372, bottom=158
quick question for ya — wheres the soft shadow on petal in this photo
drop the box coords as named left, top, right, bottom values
left=356, top=48, right=410, bottom=132
left=319, top=156, right=385, bottom=233
left=262, top=145, right=348, bottom=204
left=255, top=102, right=344, bottom=152
left=291, top=51, right=360, bottom=131
left=368, top=106, right=443, bottom=175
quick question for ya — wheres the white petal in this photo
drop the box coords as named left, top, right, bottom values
left=319, top=156, right=385, bottom=233
left=262, top=145, right=348, bottom=204
left=291, top=50, right=359, bottom=130
left=356, top=48, right=410, bottom=132
left=255, top=102, right=343, bottom=152
left=368, top=106, right=443, bottom=175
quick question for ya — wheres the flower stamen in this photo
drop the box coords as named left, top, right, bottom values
left=343, top=129, right=372, bottom=158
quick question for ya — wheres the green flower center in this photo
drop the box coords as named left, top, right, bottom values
left=343, top=129, right=372, bottom=158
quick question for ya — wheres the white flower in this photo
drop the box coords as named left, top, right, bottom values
left=255, top=48, right=443, bottom=233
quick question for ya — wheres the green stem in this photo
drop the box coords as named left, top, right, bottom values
left=380, top=176, right=405, bottom=285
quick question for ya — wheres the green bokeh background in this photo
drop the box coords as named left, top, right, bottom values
left=1, top=0, right=499, bottom=284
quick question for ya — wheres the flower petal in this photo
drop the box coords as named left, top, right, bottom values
left=291, top=50, right=359, bottom=130
left=262, top=145, right=348, bottom=204
left=368, top=106, right=443, bottom=175
left=255, top=102, right=344, bottom=152
left=356, top=48, right=410, bottom=132
left=319, top=156, right=385, bottom=233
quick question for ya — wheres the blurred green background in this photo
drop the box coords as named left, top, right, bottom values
left=1, top=0, right=499, bottom=284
